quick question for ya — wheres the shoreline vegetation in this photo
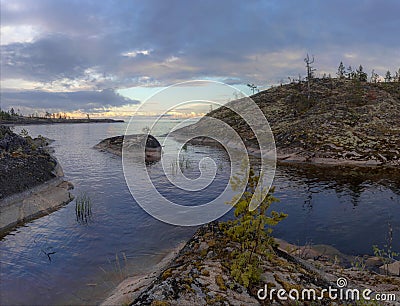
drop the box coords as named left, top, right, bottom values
left=0, top=110, right=124, bottom=125
left=0, top=117, right=124, bottom=125
left=0, top=125, right=74, bottom=235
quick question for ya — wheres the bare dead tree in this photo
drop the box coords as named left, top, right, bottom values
left=247, top=83, right=258, bottom=94
left=304, top=54, right=316, bottom=100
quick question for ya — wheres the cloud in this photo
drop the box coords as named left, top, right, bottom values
left=1, top=0, right=400, bottom=113
left=1, top=89, right=140, bottom=112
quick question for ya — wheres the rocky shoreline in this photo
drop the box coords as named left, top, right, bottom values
left=174, top=134, right=400, bottom=169
left=0, top=117, right=124, bottom=125
left=104, top=222, right=399, bottom=305
left=101, top=242, right=186, bottom=306
left=172, top=79, right=400, bottom=169
left=0, top=125, right=74, bottom=234
left=0, top=176, right=74, bottom=235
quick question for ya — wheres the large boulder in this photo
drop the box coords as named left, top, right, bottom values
left=94, top=134, right=162, bottom=162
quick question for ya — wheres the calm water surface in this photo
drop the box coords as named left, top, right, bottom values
left=0, top=120, right=399, bottom=305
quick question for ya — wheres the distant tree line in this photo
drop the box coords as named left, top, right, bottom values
left=0, top=107, right=21, bottom=120
left=0, top=108, right=94, bottom=121
left=247, top=55, right=399, bottom=99
left=44, top=111, right=71, bottom=119
left=278, top=55, right=400, bottom=102
left=0, top=108, right=73, bottom=120
left=282, top=56, right=400, bottom=86
left=336, top=61, right=400, bottom=83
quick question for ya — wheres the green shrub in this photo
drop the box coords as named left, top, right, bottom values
left=223, top=164, right=287, bottom=287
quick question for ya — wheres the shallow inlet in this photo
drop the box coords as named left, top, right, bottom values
left=0, top=120, right=399, bottom=305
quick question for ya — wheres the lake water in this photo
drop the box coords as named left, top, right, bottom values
left=1, top=119, right=399, bottom=305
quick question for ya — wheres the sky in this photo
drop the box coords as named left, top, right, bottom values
left=1, top=0, right=399, bottom=118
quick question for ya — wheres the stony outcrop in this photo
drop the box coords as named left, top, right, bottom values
left=173, top=79, right=400, bottom=168
left=0, top=178, right=74, bottom=235
left=0, top=126, right=58, bottom=199
left=94, top=134, right=162, bottom=161
left=105, top=222, right=399, bottom=305
left=0, top=125, right=73, bottom=234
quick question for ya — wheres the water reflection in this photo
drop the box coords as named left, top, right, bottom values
left=277, top=162, right=400, bottom=194
left=0, top=122, right=399, bottom=305
left=272, top=163, right=400, bottom=255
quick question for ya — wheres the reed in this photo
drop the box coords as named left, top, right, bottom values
left=102, top=252, right=129, bottom=285
left=75, top=193, right=92, bottom=224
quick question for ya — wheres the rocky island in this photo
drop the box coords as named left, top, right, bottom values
left=95, top=134, right=162, bottom=162
left=0, top=125, right=73, bottom=235
left=174, top=79, right=400, bottom=168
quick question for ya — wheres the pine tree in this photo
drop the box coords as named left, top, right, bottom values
left=385, top=70, right=392, bottom=82
left=224, top=163, right=287, bottom=287
left=395, top=69, right=400, bottom=82
left=347, top=66, right=354, bottom=79
left=337, top=61, right=346, bottom=79
left=356, top=65, right=368, bottom=82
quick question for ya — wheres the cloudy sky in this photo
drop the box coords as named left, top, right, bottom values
left=1, top=0, right=399, bottom=117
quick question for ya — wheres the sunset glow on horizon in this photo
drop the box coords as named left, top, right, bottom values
left=1, top=0, right=399, bottom=118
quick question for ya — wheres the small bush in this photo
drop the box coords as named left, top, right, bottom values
left=223, top=163, right=287, bottom=287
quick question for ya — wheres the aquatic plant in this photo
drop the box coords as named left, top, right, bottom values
left=170, top=159, right=178, bottom=175
left=99, top=252, right=129, bottom=285
left=170, top=154, right=192, bottom=175
left=223, top=164, right=287, bottom=288
left=112, top=252, right=128, bottom=281
left=75, top=193, right=92, bottom=224
left=179, top=154, right=191, bottom=170
left=372, top=222, right=399, bottom=275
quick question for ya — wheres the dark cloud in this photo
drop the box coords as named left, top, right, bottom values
left=2, top=34, right=90, bottom=81
left=0, top=89, right=139, bottom=112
